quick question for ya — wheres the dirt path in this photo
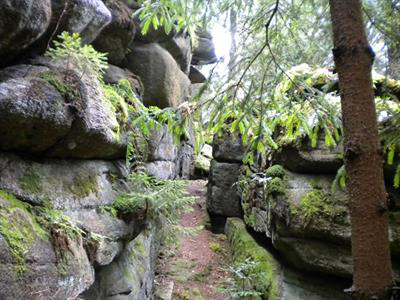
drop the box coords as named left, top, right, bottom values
left=154, top=180, right=231, bottom=300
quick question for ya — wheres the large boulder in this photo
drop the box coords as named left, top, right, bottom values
left=207, top=160, right=242, bottom=217
left=192, top=30, right=218, bottom=65
left=272, top=138, right=343, bottom=174
left=159, top=33, right=192, bottom=74
left=0, top=192, right=94, bottom=300
left=240, top=165, right=400, bottom=279
left=81, top=228, right=157, bottom=300
left=124, top=43, right=191, bottom=108
left=212, top=130, right=244, bottom=163
left=0, top=77, right=74, bottom=154
left=0, top=0, right=51, bottom=67
left=0, top=61, right=127, bottom=159
left=93, top=0, right=137, bottom=65
left=51, top=0, right=112, bottom=44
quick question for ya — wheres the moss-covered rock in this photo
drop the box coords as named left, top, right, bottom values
left=225, top=218, right=280, bottom=300
left=0, top=190, right=47, bottom=274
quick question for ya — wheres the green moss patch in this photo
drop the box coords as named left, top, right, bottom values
left=39, top=70, right=81, bottom=102
left=0, top=190, right=48, bottom=274
left=225, top=218, right=280, bottom=300
left=68, top=173, right=99, bottom=198
left=292, top=189, right=347, bottom=226
left=265, top=164, right=286, bottom=178
left=19, top=170, right=43, bottom=194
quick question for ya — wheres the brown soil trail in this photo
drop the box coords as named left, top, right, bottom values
left=154, top=180, right=231, bottom=300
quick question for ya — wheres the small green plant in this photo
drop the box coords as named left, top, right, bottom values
left=292, top=189, right=347, bottom=226
left=209, top=241, right=223, bottom=253
left=112, top=172, right=195, bottom=244
left=222, top=258, right=265, bottom=299
left=46, top=31, right=108, bottom=79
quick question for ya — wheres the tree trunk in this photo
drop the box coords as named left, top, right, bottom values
left=328, top=1, right=393, bottom=299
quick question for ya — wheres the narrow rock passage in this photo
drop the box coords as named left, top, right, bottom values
left=154, top=180, right=231, bottom=300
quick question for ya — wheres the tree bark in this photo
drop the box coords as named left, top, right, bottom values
left=328, top=1, right=393, bottom=299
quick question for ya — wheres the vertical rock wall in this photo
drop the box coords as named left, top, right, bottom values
left=0, top=0, right=217, bottom=299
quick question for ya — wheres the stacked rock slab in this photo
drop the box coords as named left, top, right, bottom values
left=239, top=137, right=400, bottom=297
left=207, top=131, right=245, bottom=232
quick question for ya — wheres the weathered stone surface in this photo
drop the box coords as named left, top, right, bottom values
left=0, top=0, right=51, bottom=67
left=241, top=169, right=351, bottom=244
left=93, top=0, right=137, bottom=65
left=64, top=209, right=132, bottom=241
left=212, top=131, right=244, bottom=163
left=160, top=33, right=192, bottom=74
left=47, top=68, right=126, bottom=159
left=0, top=61, right=127, bottom=158
left=194, top=144, right=213, bottom=176
left=192, top=30, right=218, bottom=65
left=272, top=138, right=343, bottom=174
left=0, top=151, right=124, bottom=209
left=240, top=165, right=400, bottom=279
left=272, top=236, right=353, bottom=278
left=82, top=228, right=156, bottom=300
left=0, top=194, right=94, bottom=300
left=95, top=240, right=124, bottom=267
left=0, top=64, right=50, bottom=82
left=0, top=78, right=74, bottom=153
left=176, top=142, right=195, bottom=179
left=207, top=160, right=242, bottom=217
left=52, top=0, right=112, bottom=44
left=144, top=161, right=177, bottom=180
left=104, top=65, right=144, bottom=99
left=147, top=126, right=179, bottom=162
left=189, top=65, right=207, bottom=83
left=124, top=43, right=191, bottom=108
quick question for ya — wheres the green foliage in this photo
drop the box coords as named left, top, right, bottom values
left=266, top=177, right=287, bottom=196
left=223, top=258, right=265, bottom=299
left=209, top=241, right=223, bottom=253
left=135, top=0, right=204, bottom=38
left=46, top=32, right=108, bottom=78
left=226, top=218, right=280, bottom=299
left=331, top=165, right=347, bottom=192
left=265, top=164, right=286, bottom=178
left=112, top=172, right=195, bottom=244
